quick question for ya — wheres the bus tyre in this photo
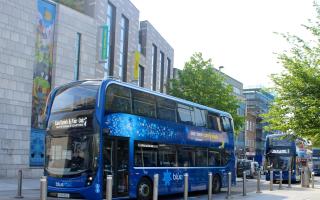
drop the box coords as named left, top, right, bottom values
left=212, top=175, right=221, bottom=194
left=137, top=177, right=152, bottom=200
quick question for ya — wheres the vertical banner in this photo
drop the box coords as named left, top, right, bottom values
left=30, top=0, right=56, bottom=167
left=100, top=25, right=109, bottom=61
left=99, top=25, right=109, bottom=78
left=133, top=51, right=140, bottom=80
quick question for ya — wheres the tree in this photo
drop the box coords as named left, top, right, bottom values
left=264, top=3, right=320, bottom=145
left=168, top=52, right=244, bottom=133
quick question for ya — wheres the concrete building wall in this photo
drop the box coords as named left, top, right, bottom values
left=140, top=21, right=174, bottom=93
left=0, top=0, right=38, bottom=178
left=108, top=0, right=140, bottom=82
left=54, top=4, right=98, bottom=87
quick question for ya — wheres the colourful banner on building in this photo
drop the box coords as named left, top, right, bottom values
left=30, top=0, right=56, bottom=167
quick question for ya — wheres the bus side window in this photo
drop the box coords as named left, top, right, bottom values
left=132, top=89, right=156, bottom=118
left=106, top=84, right=131, bottom=114
left=178, top=146, right=195, bottom=167
left=207, top=113, right=221, bottom=131
left=158, top=144, right=177, bottom=167
left=208, top=149, right=221, bottom=166
left=134, top=142, right=158, bottom=167
left=195, top=148, right=207, bottom=166
left=177, top=104, right=193, bottom=126
left=221, top=117, right=232, bottom=132
left=157, top=97, right=176, bottom=122
left=193, top=108, right=207, bottom=127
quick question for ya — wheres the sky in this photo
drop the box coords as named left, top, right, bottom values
left=130, top=0, right=316, bottom=88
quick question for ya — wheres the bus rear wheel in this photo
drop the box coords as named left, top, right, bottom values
left=212, top=175, right=221, bottom=194
left=137, top=177, right=152, bottom=200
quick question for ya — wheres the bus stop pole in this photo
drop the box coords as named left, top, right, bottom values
left=226, top=172, right=231, bottom=199
left=288, top=170, right=292, bottom=188
left=106, top=175, right=112, bottom=200
left=269, top=170, right=273, bottom=191
left=208, top=172, right=212, bottom=200
left=242, top=171, right=246, bottom=196
left=184, top=173, right=188, bottom=200
left=256, top=170, right=261, bottom=193
left=279, top=171, right=283, bottom=189
left=153, top=174, right=159, bottom=200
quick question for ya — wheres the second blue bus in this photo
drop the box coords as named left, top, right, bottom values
left=265, top=134, right=309, bottom=182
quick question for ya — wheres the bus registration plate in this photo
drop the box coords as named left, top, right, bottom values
left=57, top=193, right=70, bottom=198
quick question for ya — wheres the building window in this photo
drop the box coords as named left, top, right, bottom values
left=151, top=44, right=157, bottom=90
left=159, top=51, right=165, bottom=92
left=139, top=65, right=144, bottom=87
left=166, top=58, right=171, bottom=85
left=106, top=3, right=116, bottom=76
left=74, top=32, right=81, bottom=80
left=138, top=30, right=146, bottom=56
left=119, top=15, right=129, bottom=82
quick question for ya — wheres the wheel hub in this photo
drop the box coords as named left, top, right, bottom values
left=139, top=183, right=150, bottom=197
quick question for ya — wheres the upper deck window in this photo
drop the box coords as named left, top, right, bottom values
left=51, top=82, right=99, bottom=113
left=221, top=116, right=233, bottom=132
left=106, top=84, right=131, bottom=114
left=132, top=89, right=156, bottom=118
left=177, top=104, right=193, bottom=125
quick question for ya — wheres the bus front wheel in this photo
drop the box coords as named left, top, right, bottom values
left=212, top=175, right=221, bottom=194
left=137, top=177, right=152, bottom=200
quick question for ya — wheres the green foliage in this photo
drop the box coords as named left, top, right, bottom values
left=264, top=2, right=320, bottom=145
left=168, top=52, right=244, bottom=133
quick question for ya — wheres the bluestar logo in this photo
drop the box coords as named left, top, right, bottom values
left=162, top=170, right=172, bottom=186
left=162, top=170, right=184, bottom=186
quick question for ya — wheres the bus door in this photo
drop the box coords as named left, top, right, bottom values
left=104, top=137, right=129, bottom=197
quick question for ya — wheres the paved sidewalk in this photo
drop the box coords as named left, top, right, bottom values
left=0, top=178, right=40, bottom=200
left=0, top=177, right=320, bottom=200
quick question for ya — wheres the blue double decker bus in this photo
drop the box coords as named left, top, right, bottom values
left=44, top=79, right=236, bottom=200
left=312, top=148, right=320, bottom=175
left=265, top=134, right=308, bottom=182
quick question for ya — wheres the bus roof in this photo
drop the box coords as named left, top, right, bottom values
left=56, top=79, right=232, bottom=118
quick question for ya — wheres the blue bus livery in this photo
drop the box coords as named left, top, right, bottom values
left=44, top=79, right=236, bottom=200
left=265, top=134, right=308, bottom=182
left=312, top=148, right=320, bottom=175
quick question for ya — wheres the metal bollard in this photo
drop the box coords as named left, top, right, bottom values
left=106, top=175, right=112, bottom=200
left=288, top=170, right=292, bottom=188
left=301, top=169, right=304, bottom=187
left=208, top=172, right=212, bottom=200
left=256, top=170, right=261, bottom=193
left=269, top=170, right=273, bottom=191
left=242, top=171, right=246, bottom=196
left=226, top=172, right=231, bottom=199
left=184, top=173, right=188, bottom=200
left=15, top=169, right=23, bottom=199
left=153, top=174, right=159, bottom=200
left=312, top=172, right=315, bottom=189
left=279, top=171, right=283, bottom=189
left=40, top=176, right=47, bottom=200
